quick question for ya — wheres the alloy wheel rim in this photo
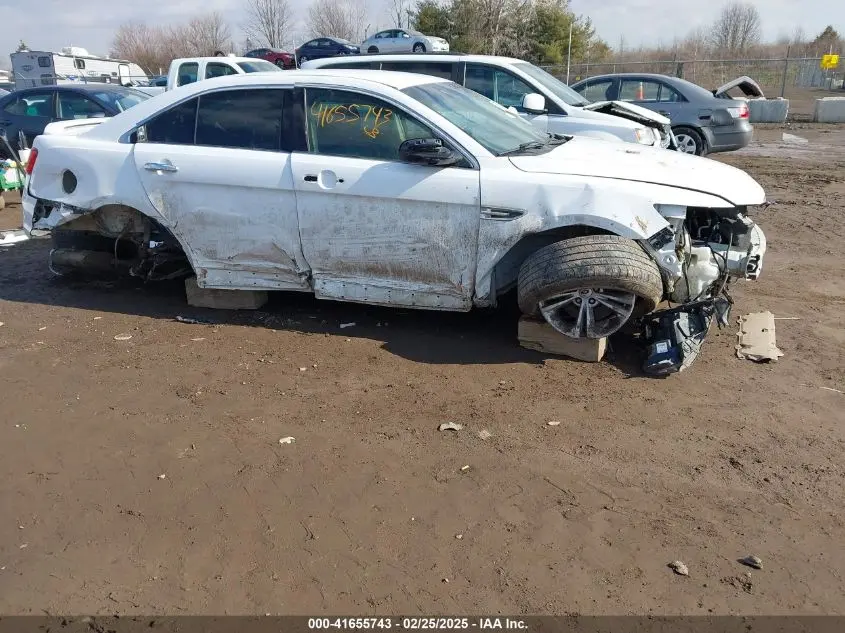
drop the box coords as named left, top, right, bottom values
left=539, top=287, right=637, bottom=339
left=675, top=134, right=697, bottom=154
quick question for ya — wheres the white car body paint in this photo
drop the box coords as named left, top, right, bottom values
left=22, top=70, right=767, bottom=312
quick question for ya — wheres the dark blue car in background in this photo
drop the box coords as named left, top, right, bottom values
left=0, top=84, right=149, bottom=156
left=295, top=37, right=360, bottom=66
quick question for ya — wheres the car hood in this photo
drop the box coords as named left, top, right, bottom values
left=509, top=137, right=765, bottom=205
left=714, top=76, right=764, bottom=98
left=583, top=100, right=671, bottom=126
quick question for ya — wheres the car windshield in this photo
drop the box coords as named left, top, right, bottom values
left=403, top=81, right=550, bottom=156
left=335, top=38, right=354, bottom=45
left=236, top=60, right=282, bottom=73
left=512, top=62, right=589, bottom=107
left=91, top=88, right=150, bottom=112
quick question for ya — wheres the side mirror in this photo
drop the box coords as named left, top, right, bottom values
left=522, top=93, right=546, bottom=115
left=398, top=138, right=458, bottom=167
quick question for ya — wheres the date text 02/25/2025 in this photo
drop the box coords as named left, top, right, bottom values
left=307, top=618, right=529, bottom=630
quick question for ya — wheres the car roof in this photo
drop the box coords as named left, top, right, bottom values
left=305, top=53, right=525, bottom=65
left=575, top=73, right=687, bottom=82
left=84, top=69, right=449, bottom=139
left=13, top=84, right=137, bottom=94
left=172, top=56, right=258, bottom=64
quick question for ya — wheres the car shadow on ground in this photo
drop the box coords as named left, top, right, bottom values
left=0, top=238, right=650, bottom=374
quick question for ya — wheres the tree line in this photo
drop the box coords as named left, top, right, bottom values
left=109, top=0, right=842, bottom=76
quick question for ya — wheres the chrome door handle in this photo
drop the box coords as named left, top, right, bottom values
left=144, top=162, right=178, bottom=172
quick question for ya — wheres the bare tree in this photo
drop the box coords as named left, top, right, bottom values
left=244, top=0, right=294, bottom=49
left=184, top=12, right=233, bottom=56
left=709, top=2, right=761, bottom=55
left=389, top=0, right=411, bottom=29
left=111, top=21, right=170, bottom=74
left=307, top=0, right=368, bottom=41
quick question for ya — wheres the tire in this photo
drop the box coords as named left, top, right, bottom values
left=298, top=55, right=308, bottom=65
left=517, top=235, right=664, bottom=339
left=274, top=59, right=285, bottom=68
left=368, top=46, right=379, bottom=54
left=413, top=43, right=426, bottom=53
left=672, top=126, right=706, bottom=156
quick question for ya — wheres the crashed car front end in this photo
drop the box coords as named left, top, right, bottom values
left=640, top=203, right=767, bottom=374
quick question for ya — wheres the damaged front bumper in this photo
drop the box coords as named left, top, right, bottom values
left=640, top=204, right=767, bottom=375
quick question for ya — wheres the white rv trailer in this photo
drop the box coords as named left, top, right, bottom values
left=10, top=47, right=149, bottom=89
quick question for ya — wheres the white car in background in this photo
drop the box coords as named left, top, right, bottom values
left=302, top=54, right=674, bottom=148
left=361, top=29, right=449, bottom=54
left=22, top=70, right=765, bottom=359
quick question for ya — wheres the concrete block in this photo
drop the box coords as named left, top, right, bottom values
left=748, top=98, right=789, bottom=123
left=184, top=276, right=268, bottom=310
left=517, top=316, right=607, bottom=362
left=814, top=97, right=845, bottom=123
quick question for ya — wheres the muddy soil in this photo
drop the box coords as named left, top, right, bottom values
left=1, top=129, right=844, bottom=616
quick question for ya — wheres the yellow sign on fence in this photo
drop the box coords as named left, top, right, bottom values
left=821, top=54, right=840, bottom=70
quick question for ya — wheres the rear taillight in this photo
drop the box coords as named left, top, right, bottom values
left=739, top=103, right=749, bottom=119
left=25, top=148, right=38, bottom=174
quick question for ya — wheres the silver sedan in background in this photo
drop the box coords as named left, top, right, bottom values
left=362, top=29, right=449, bottom=54
left=570, top=73, right=754, bottom=156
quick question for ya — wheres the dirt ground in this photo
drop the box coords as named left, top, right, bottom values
left=1, top=127, right=844, bottom=617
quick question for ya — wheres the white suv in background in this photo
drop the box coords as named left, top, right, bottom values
left=301, top=54, right=675, bottom=148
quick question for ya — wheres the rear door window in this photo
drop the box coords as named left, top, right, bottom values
left=57, top=92, right=107, bottom=119
left=4, top=91, right=54, bottom=117
left=619, top=79, right=661, bottom=102
left=205, top=63, right=239, bottom=79
left=195, top=89, right=284, bottom=151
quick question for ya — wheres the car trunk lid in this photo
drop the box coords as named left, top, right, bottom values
left=713, top=76, right=765, bottom=99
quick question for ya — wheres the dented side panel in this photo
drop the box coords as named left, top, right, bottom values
left=132, top=143, right=310, bottom=291
left=291, top=153, right=481, bottom=310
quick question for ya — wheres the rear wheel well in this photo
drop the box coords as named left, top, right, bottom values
left=491, top=225, right=613, bottom=297
left=50, top=205, right=193, bottom=280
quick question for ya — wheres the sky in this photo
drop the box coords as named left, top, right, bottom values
left=1, top=0, right=842, bottom=65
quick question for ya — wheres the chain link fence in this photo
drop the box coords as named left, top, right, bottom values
left=543, top=57, right=843, bottom=97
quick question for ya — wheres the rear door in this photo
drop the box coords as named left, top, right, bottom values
left=132, top=87, right=309, bottom=290
left=290, top=86, right=481, bottom=310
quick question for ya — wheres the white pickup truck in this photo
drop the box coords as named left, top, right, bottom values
left=137, top=56, right=283, bottom=95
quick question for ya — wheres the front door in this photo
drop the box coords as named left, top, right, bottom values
left=291, top=86, right=481, bottom=310
left=463, top=63, right=550, bottom=133
left=132, top=87, right=309, bottom=290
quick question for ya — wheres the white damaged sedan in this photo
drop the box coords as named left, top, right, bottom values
left=22, top=70, right=766, bottom=368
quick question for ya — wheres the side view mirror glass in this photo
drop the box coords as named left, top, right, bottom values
left=522, top=93, right=546, bottom=114
left=398, top=138, right=458, bottom=167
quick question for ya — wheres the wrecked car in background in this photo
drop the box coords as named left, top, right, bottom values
left=22, top=70, right=767, bottom=374
left=571, top=73, right=755, bottom=156
left=303, top=55, right=676, bottom=149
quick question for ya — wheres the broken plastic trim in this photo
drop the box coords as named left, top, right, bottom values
left=641, top=297, right=732, bottom=376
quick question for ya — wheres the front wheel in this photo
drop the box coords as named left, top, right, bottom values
left=672, top=126, right=706, bottom=155
left=517, top=235, right=664, bottom=339
left=412, top=43, right=426, bottom=53
left=298, top=55, right=308, bottom=65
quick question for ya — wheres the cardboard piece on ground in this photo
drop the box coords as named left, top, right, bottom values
left=184, top=276, right=268, bottom=310
left=518, top=316, right=607, bottom=362
left=736, top=311, right=784, bottom=362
